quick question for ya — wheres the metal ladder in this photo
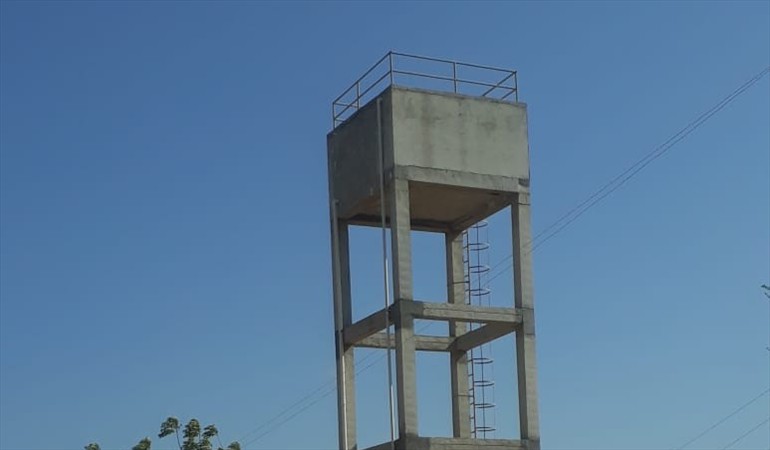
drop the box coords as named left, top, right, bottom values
left=463, top=221, right=496, bottom=438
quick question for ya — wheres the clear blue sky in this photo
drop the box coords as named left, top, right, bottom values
left=1, top=2, right=768, bottom=450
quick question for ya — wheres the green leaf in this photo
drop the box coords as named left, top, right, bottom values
left=227, top=442, right=241, bottom=450
left=182, top=419, right=202, bottom=450
left=84, top=443, right=101, bottom=450
left=202, top=425, right=218, bottom=439
left=159, top=417, right=181, bottom=438
left=184, top=419, right=201, bottom=439
left=132, top=438, right=152, bottom=450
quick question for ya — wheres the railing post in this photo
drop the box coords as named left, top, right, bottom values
left=514, top=72, right=518, bottom=102
left=356, top=83, right=360, bottom=109
left=388, top=52, right=394, bottom=85
left=452, top=62, right=457, bottom=93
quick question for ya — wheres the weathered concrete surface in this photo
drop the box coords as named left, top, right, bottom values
left=446, top=232, right=470, bottom=438
left=512, top=193, right=540, bottom=442
left=326, top=95, right=389, bottom=222
left=389, top=178, right=419, bottom=439
left=390, top=87, right=529, bottom=181
left=327, top=86, right=530, bottom=232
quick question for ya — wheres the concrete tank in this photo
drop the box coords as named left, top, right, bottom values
left=328, top=85, right=530, bottom=232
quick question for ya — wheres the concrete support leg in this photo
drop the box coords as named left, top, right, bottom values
left=511, top=193, right=540, bottom=447
left=389, top=178, right=419, bottom=439
left=446, top=231, right=471, bottom=438
left=331, top=217, right=357, bottom=450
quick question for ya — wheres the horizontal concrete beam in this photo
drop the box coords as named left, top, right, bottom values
left=408, top=437, right=531, bottom=450
left=450, top=197, right=515, bottom=234
left=347, top=214, right=452, bottom=233
left=405, top=301, right=523, bottom=325
left=343, top=307, right=390, bottom=347
left=356, top=332, right=453, bottom=352
left=451, top=322, right=516, bottom=353
left=393, top=166, right=525, bottom=193
left=362, top=443, right=396, bottom=450
left=343, top=302, right=522, bottom=350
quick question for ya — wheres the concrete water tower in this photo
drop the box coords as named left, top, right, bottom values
left=327, top=52, right=540, bottom=450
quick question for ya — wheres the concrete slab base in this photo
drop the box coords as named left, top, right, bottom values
left=364, top=436, right=538, bottom=450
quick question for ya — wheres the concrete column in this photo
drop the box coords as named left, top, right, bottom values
left=331, top=216, right=357, bottom=450
left=389, top=178, right=419, bottom=439
left=511, top=193, right=540, bottom=446
left=446, top=232, right=471, bottom=438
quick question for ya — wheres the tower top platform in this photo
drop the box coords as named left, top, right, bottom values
left=327, top=53, right=531, bottom=233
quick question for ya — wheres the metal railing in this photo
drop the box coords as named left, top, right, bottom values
left=332, top=51, right=518, bottom=128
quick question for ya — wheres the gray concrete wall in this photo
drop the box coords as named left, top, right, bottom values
left=390, top=87, right=529, bottom=181
left=327, top=89, right=393, bottom=217
left=327, top=86, right=530, bottom=224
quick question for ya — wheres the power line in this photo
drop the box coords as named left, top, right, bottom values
left=234, top=349, right=381, bottom=444
left=242, top=385, right=337, bottom=447
left=240, top=350, right=398, bottom=448
left=536, top=70, right=767, bottom=245
left=674, top=388, right=770, bottom=449
left=529, top=66, right=769, bottom=253
left=239, top=321, right=437, bottom=447
left=235, top=381, right=334, bottom=444
left=719, top=416, right=770, bottom=449
left=485, top=66, right=770, bottom=285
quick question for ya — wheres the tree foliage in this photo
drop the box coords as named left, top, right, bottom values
left=85, top=417, right=240, bottom=450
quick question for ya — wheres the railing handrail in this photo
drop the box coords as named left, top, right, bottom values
left=390, top=51, right=515, bottom=74
left=331, top=52, right=518, bottom=128
left=332, top=51, right=393, bottom=105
